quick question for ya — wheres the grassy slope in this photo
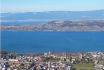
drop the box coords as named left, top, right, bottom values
left=73, top=63, right=94, bottom=70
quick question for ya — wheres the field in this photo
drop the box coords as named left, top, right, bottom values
left=73, top=63, right=94, bottom=70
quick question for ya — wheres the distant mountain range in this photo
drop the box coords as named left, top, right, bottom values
left=1, top=10, right=104, bottom=22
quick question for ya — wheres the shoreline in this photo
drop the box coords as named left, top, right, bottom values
left=1, top=50, right=103, bottom=55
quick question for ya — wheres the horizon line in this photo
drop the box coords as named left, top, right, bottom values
left=1, top=9, right=104, bottom=13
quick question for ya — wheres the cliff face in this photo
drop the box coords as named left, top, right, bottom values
left=1, top=20, right=104, bottom=31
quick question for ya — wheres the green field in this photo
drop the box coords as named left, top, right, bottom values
left=100, top=60, right=104, bottom=65
left=73, top=63, right=94, bottom=70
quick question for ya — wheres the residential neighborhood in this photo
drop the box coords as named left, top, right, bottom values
left=1, top=51, right=104, bottom=70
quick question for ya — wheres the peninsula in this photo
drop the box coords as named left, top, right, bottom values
left=1, top=20, right=104, bottom=31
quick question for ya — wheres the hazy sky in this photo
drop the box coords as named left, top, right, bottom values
left=1, top=0, right=104, bottom=12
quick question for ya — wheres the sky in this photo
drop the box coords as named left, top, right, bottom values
left=1, top=0, right=104, bottom=12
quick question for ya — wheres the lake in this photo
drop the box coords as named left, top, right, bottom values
left=1, top=21, right=48, bottom=25
left=1, top=31, right=104, bottom=54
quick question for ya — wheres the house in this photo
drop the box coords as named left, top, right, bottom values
left=94, top=64, right=104, bottom=70
left=51, top=53, right=66, bottom=58
left=8, top=59, right=18, bottom=62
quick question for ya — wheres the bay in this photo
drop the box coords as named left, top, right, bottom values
left=1, top=31, right=104, bottom=54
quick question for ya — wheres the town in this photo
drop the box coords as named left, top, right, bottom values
left=1, top=51, right=104, bottom=70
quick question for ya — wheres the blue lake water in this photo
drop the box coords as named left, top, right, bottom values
left=1, top=21, right=47, bottom=25
left=1, top=31, right=104, bottom=54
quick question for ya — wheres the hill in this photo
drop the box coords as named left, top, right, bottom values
left=1, top=20, right=104, bottom=31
